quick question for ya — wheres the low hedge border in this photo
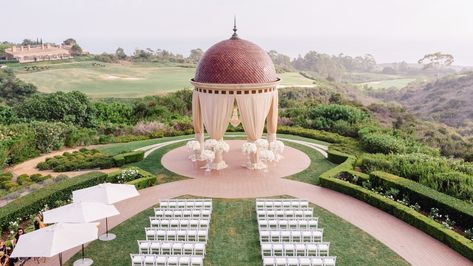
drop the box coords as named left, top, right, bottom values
left=319, top=175, right=473, bottom=261
left=278, top=126, right=353, bottom=144
left=370, top=171, right=473, bottom=229
left=319, top=152, right=356, bottom=180
left=112, top=151, right=145, bottom=167
left=128, top=175, right=157, bottom=190
left=0, top=172, right=107, bottom=229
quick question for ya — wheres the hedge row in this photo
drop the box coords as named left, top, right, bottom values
left=319, top=152, right=356, bottom=180
left=327, top=149, right=354, bottom=164
left=370, top=171, right=473, bottom=229
left=278, top=126, right=353, bottom=144
left=112, top=150, right=145, bottom=166
left=319, top=175, right=473, bottom=261
left=128, top=175, right=157, bottom=190
left=0, top=172, right=107, bottom=229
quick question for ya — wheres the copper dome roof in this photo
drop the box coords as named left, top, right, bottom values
left=193, top=36, right=278, bottom=84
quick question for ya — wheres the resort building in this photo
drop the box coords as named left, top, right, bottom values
left=3, top=43, right=73, bottom=63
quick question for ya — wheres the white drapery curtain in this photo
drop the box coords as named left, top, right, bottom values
left=198, top=92, right=235, bottom=140
left=235, top=92, right=273, bottom=141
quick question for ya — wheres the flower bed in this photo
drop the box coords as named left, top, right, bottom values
left=0, top=172, right=52, bottom=192
left=319, top=168, right=473, bottom=261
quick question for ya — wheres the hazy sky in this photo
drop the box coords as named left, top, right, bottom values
left=2, top=0, right=473, bottom=65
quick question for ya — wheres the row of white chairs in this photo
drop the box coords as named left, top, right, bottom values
left=257, top=209, right=314, bottom=219
left=262, top=256, right=336, bottom=266
left=150, top=218, right=210, bottom=229
left=260, top=230, right=324, bottom=243
left=138, top=241, right=206, bottom=256
left=257, top=201, right=309, bottom=210
left=159, top=201, right=212, bottom=210
left=258, top=219, right=318, bottom=230
left=261, top=242, right=330, bottom=257
left=131, top=254, right=203, bottom=266
left=154, top=209, right=211, bottom=219
left=145, top=229, right=208, bottom=242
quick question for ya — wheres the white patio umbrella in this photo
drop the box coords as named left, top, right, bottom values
left=43, top=202, right=120, bottom=266
left=10, top=223, right=98, bottom=266
left=72, top=183, right=139, bottom=241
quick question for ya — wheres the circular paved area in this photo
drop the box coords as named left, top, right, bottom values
left=22, top=138, right=473, bottom=266
left=161, top=140, right=311, bottom=179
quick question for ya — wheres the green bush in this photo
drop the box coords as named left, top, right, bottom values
left=370, top=171, right=473, bottom=229
left=327, top=149, right=353, bottom=164
left=319, top=175, right=473, bottom=261
left=38, top=149, right=117, bottom=172
left=30, top=174, right=50, bottom=183
left=278, top=126, right=354, bottom=144
left=319, top=156, right=356, bottom=180
left=0, top=172, right=13, bottom=182
left=0, top=172, right=107, bottom=229
left=16, top=174, right=31, bottom=185
left=128, top=175, right=157, bottom=190
left=360, top=153, right=473, bottom=202
left=112, top=151, right=145, bottom=166
left=360, top=133, right=407, bottom=154
left=0, top=181, right=18, bottom=191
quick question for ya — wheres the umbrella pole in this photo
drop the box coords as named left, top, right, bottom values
left=82, top=244, right=85, bottom=261
left=59, top=252, right=63, bottom=266
left=105, top=217, right=109, bottom=236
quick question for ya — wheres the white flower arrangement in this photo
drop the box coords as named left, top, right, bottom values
left=201, top=149, right=215, bottom=161
left=270, top=140, right=285, bottom=153
left=204, top=139, right=218, bottom=150
left=259, top=149, right=275, bottom=162
left=241, top=142, right=258, bottom=154
left=214, top=140, right=230, bottom=152
left=255, top=138, right=269, bottom=149
left=186, top=140, right=201, bottom=151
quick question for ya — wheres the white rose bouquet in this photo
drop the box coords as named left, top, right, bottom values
left=241, top=142, right=257, bottom=154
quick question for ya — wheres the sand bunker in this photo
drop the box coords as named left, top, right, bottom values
left=102, top=75, right=143, bottom=81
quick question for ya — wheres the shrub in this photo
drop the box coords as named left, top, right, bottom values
left=370, top=171, right=473, bottom=229
left=37, top=149, right=118, bottom=172
left=112, top=151, right=145, bottom=167
left=278, top=126, right=354, bottom=144
left=0, top=172, right=107, bottom=229
left=360, top=133, right=407, bottom=154
left=319, top=175, right=473, bottom=261
left=128, top=175, right=157, bottom=190
left=327, top=149, right=353, bottom=164
left=16, top=174, right=31, bottom=185
left=30, top=174, right=50, bottom=183
left=360, top=153, right=473, bottom=202
left=1, top=181, right=18, bottom=191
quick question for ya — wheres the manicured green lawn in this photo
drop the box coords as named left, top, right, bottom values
left=15, top=60, right=314, bottom=98
left=359, top=78, right=416, bottom=90
left=65, top=198, right=408, bottom=266
left=285, top=142, right=336, bottom=185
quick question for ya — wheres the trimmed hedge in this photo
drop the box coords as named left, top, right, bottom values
left=319, top=175, right=473, bottom=261
left=112, top=151, right=145, bottom=166
left=128, top=175, right=157, bottom=190
left=319, top=155, right=356, bottom=180
left=0, top=172, right=107, bottom=229
left=370, top=171, right=473, bottom=229
left=278, top=126, right=353, bottom=144
left=327, top=149, right=354, bottom=164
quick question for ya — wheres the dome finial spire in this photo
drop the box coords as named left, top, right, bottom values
left=231, top=15, right=239, bottom=39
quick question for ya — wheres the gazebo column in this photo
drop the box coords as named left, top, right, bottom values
left=192, top=90, right=204, bottom=160
left=267, top=89, right=279, bottom=143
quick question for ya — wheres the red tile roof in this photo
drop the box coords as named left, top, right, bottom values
left=194, top=37, right=278, bottom=84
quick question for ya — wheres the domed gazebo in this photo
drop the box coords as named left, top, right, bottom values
left=190, top=24, right=281, bottom=170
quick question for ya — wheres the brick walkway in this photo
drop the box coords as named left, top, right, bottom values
left=22, top=140, right=473, bottom=266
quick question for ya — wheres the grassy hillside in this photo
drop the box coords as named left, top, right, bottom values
left=12, top=61, right=314, bottom=98
left=370, top=73, right=473, bottom=127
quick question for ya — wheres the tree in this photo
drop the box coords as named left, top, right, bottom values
left=0, top=69, right=37, bottom=104
left=63, top=38, right=77, bottom=46
left=70, top=44, right=83, bottom=56
left=418, top=52, right=454, bottom=79
left=115, top=47, right=127, bottom=60
left=21, top=39, right=36, bottom=46
left=188, top=48, right=203, bottom=64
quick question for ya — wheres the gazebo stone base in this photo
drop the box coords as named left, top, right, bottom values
left=241, top=161, right=267, bottom=170
left=201, top=160, right=228, bottom=170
